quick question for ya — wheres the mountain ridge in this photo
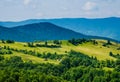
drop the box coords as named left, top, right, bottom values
left=0, top=17, right=120, bottom=41
left=0, top=22, right=88, bottom=42
left=0, top=22, right=118, bottom=42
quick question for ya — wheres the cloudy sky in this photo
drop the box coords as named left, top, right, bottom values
left=0, top=0, right=120, bottom=21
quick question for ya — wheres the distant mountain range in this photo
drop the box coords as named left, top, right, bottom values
left=0, top=22, right=117, bottom=42
left=0, top=17, right=120, bottom=42
left=0, top=17, right=120, bottom=41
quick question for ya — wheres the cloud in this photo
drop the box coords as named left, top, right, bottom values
left=82, top=1, right=98, bottom=11
left=23, top=0, right=31, bottom=5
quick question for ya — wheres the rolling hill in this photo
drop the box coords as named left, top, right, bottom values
left=0, top=17, right=120, bottom=41
left=1, top=40, right=120, bottom=61
left=1, top=39, right=120, bottom=82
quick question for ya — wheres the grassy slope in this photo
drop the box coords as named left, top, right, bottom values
left=3, top=52, right=59, bottom=64
left=0, top=40, right=120, bottom=64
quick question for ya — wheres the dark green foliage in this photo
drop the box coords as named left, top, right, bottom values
left=53, top=40, right=61, bottom=45
left=68, top=38, right=98, bottom=45
left=1, top=39, right=5, bottom=43
left=45, top=41, right=48, bottom=46
left=0, top=56, right=4, bottom=61
left=107, top=40, right=112, bottom=45
left=35, top=43, right=61, bottom=48
left=0, top=47, right=120, bottom=82
left=34, top=41, right=61, bottom=48
left=109, top=52, right=113, bottom=56
left=3, top=46, right=63, bottom=60
left=6, top=40, right=15, bottom=43
left=0, top=47, right=13, bottom=55
left=92, top=40, right=98, bottom=45
left=117, top=47, right=120, bottom=50
left=27, top=42, right=34, bottom=47
left=103, top=40, right=112, bottom=47
left=109, top=52, right=120, bottom=59
left=115, top=65, right=120, bottom=72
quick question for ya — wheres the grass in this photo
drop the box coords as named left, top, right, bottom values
left=3, top=52, right=59, bottom=64
left=0, top=39, right=120, bottom=63
left=103, top=67, right=114, bottom=71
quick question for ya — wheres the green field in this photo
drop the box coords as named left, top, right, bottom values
left=0, top=39, right=120, bottom=64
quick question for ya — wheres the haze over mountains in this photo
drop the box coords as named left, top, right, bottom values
left=0, top=22, right=88, bottom=42
left=0, top=22, right=117, bottom=42
left=0, top=17, right=120, bottom=41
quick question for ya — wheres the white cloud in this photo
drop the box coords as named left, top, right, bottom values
left=82, top=1, right=98, bottom=11
left=23, top=0, right=31, bottom=5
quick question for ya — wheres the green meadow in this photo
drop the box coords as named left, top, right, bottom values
left=0, top=39, right=120, bottom=63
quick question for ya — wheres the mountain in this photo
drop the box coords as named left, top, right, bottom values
left=0, top=26, right=31, bottom=42
left=0, top=22, right=88, bottom=42
left=1, top=17, right=120, bottom=41
left=0, top=22, right=117, bottom=42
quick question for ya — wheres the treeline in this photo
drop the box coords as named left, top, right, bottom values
left=0, top=47, right=13, bottom=55
left=68, top=38, right=98, bottom=45
left=1, top=39, right=15, bottom=43
left=2, top=45, right=63, bottom=60
left=109, top=52, right=120, bottom=59
left=0, top=50, right=120, bottom=82
left=27, top=40, right=62, bottom=48
left=68, top=38, right=115, bottom=47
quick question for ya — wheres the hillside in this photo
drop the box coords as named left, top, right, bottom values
left=0, top=39, right=120, bottom=61
left=1, top=39, right=120, bottom=82
left=0, top=17, right=120, bottom=41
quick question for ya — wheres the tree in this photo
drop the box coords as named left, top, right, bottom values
left=60, top=57, right=71, bottom=68
left=93, top=40, right=98, bottom=45
left=45, top=41, right=48, bottom=46
left=6, top=77, right=16, bottom=82
left=109, top=52, right=113, bottom=56
left=6, top=40, right=15, bottom=43
left=93, top=76, right=106, bottom=82
left=1, top=39, right=5, bottom=43
left=116, top=59, right=120, bottom=65
left=53, top=40, right=60, bottom=45
left=115, top=65, right=120, bottom=72
left=0, top=56, right=4, bottom=61
left=107, top=40, right=112, bottom=45
left=27, top=42, right=34, bottom=47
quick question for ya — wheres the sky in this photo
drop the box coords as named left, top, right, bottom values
left=0, top=0, right=120, bottom=21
